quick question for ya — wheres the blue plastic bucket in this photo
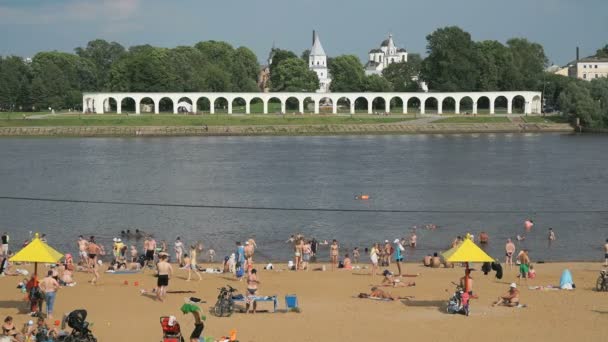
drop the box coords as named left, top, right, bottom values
left=285, top=295, right=298, bottom=308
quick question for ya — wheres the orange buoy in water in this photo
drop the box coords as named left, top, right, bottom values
left=355, top=194, right=371, bottom=200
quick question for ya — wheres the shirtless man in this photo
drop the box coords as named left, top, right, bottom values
left=143, top=237, right=156, bottom=270
left=409, top=231, right=417, bottom=248
left=460, top=269, right=474, bottom=294
left=77, top=236, right=88, bottom=266
left=493, top=283, right=520, bottom=307
left=518, top=250, right=530, bottom=285
left=505, top=239, right=516, bottom=268
left=479, top=232, right=489, bottom=244
left=548, top=228, right=556, bottom=241
left=181, top=304, right=204, bottom=342
left=86, top=237, right=101, bottom=272
left=156, top=254, right=173, bottom=302
left=244, top=241, right=254, bottom=268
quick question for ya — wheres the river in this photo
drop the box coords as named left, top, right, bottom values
left=0, top=133, right=606, bottom=262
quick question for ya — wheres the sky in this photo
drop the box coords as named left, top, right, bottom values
left=0, top=0, right=606, bottom=65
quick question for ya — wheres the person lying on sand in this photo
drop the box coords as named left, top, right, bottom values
left=358, top=287, right=413, bottom=301
left=493, top=283, right=520, bottom=307
left=381, top=270, right=415, bottom=287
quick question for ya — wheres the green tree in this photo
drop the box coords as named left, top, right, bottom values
left=363, top=74, right=393, bottom=92
left=595, top=44, right=608, bottom=58
left=328, top=55, right=365, bottom=92
left=301, top=49, right=311, bottom=62
left=269, top=49, right=298, bottom=73
left=108, top=46, right=172, bottom=92
left=559, top=82, right=602, bottom=127
left=230, top=47, right=260, bottom=92
left=30, top=51, right=96, bottom=110
left=506, top=38, right=547, bottom=90
left=0, top=56, right=32, bottom=111
left=269, top=58, right=319, bottom=92
left=421, top=26, right=481, bottom=91
left=75, top=39, right=125, bottom=90
left=382, top=54, right=422, bottom=92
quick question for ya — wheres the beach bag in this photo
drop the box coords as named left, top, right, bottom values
left=236, top=268, right=244, bottom=278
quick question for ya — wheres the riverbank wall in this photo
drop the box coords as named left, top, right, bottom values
left=0, top=122, right=574, bottom=137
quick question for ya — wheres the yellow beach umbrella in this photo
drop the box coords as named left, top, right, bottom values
left=441, top=238, right=494, bottom=293
left=10, top=233, right=64, bottom=276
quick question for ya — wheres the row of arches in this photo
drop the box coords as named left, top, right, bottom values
left=84, top=93, right=541, bottom=115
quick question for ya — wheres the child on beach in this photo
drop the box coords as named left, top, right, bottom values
left=353, top=247, right=360, bottom=264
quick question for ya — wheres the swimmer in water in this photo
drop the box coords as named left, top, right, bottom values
left=524, top=219, right=534, bottom=231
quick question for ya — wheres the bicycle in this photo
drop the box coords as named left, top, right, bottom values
left=212, top=285, right=238, bottom=317
left=596, top=269, right=608, bottom=292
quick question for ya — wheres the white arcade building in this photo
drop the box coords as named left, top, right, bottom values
left=365, top=34, right=408, bottom=76
left=309, top=31, right=332, bottom=93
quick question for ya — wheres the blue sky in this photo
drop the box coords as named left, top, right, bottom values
left=0, top=0, right=606, bottom=65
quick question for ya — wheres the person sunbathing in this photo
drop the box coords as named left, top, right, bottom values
left=381, top=270, right=415, bottom=287
left=493, top=283, right=520, bottom=307
left=342, top=254, right=353, bottom=270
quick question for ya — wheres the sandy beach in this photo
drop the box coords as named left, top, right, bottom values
left=1, top=261, right=607, bottom=341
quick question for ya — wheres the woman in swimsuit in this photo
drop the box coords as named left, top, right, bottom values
left=330, top=240, right=339, bottom=271
left=370, top=243, right=380, bottom=277
left=245, top=268, right=260, bottom=314
left=2, top=316, right=23, bottom=341
left=294, top=239, right=303, bottom=271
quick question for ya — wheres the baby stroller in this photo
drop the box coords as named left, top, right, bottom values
left=160, top=316, right=184, bottom=342
left=59, top=309, right=97, bottom=342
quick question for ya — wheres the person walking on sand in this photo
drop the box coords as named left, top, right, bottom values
left=174, top=237, right=184, bottom=266
left=330, top=240, right=339, bottom=271
left=518, top=250, right=530, bottom=285
left=39, top=270, right=59, bottom=319
left=393, top=239, right=405, bottom=276
left=144, top=237, right=156, bottom=270
left=91, top=259, right=100, bottom=285
left=181, top=304, right=204, bottom=342
left=370, top=243, right=380, bottom=277
left=86, top=237, right=101, bottom=272
left=156, top=254, right=173, bottom=302
left=186, top=246, right=202, bottom=281
left=505, top=239, right=515, bottom=269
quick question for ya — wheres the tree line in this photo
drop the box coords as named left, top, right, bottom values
left=0, top=26, right=607, bottom=127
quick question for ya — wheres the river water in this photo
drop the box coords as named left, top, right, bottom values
left=0, top=133, right=606, bottom=262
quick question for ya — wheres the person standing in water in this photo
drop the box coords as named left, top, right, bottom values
left=604, top=239, right=608, bottom=267
left=548, top=228, right=556, bottom=241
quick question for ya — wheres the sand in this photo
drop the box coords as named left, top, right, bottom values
left=1, top=261, right=607, bottom=341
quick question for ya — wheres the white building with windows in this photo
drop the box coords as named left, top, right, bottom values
left=365, top=34, right=408, bottom=76
left=569, top=57, right=608, bottom=81
left=309, top=30, right=331, bottom=93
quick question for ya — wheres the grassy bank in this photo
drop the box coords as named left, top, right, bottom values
left=0, top=113, right=413, bottom=127
left=433, top=116, right=511, bottom=123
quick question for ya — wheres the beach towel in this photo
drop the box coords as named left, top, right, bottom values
left=105, top=269, right=141, bottom=274
left=559, top=269, right=574, bottom=290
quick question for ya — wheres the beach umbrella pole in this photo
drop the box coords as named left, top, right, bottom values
left=465, top=262, right=470, bottom=293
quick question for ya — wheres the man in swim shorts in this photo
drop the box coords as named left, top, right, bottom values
left=181, top=305, right=204, bottom=342
left=156, top=254, right=173, bottom=302
left=144, top=237, right=156, bottom=269
left=518, top=250, right=530, bottom=285
left=493, top=283, right=520, bottom=307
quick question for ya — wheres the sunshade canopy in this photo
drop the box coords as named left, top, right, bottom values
left=442, top=238, right=494, bottom=263
left=10, top=234, right=63, bottom=263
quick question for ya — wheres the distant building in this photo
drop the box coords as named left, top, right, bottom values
left=309, top=30, right=331, bottom=93
left=257, top=43, right=274, bottom=92
left=365, top=34, right=408, bottom=76
left=569, top=57, right=608, bottom=81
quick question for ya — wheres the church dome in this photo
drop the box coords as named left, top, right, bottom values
left=380, top=39, right=390, bottom=47
left=369, top=48, right=382, bottom=53
left=397, top=48, right=407, bottom=53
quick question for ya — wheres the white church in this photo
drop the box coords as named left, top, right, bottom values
left=308, top=31, right=332, bottom=93
left=364, top=34, right=408, bottom=76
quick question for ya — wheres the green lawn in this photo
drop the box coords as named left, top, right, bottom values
left=522, top=115, right=570, bottom=123
left=0, top=113, right=414, bottom=127
left=433, top=116, right=511, bottom=123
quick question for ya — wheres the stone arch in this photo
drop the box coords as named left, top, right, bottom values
left=372, top=97, right=386, bottom=113
left=459, top=96, right=473, bottom=114
left=267, top=97, right=282, bottom=114
left=406, top=97, right=421, bottom=114
left=389, top=96, right=403, bottom=114
left=249, top=97, right=264, bottom=114
left=319, top=97, right=333, bottom=114
left=354, top=97, right=368, bottom=113
left=231, top=97, right=247, bottom=114
left=494, top=96, right=508, bottom=114
left=83, top=97, right=96, bottom=113
left=214, top=97, right=229, bottom=114
left=476, top=96, right=490, bottom=114
left=139, top=97, right=155, bottom=114
left=531, top=95, right=541, bottom=114
left=441, top=97, right=456, bottom=114
left=120, top=97, right=136, bottom=114
left=177, top=97, right=193, bottom=114
left=158, top=97, right=174, bottom=113
left=102, top=97, right=118, bottom=114
left=196, top=97, right=210, bottom=114
left=303, top=97, right=315, bottom=113
left=285, top=96, right=299, bottom=112
left=424, top=97, right=438, bottom=114
left=336, top=97, right=351, bottom=114
left=512, top=95, right=525, bottom=114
